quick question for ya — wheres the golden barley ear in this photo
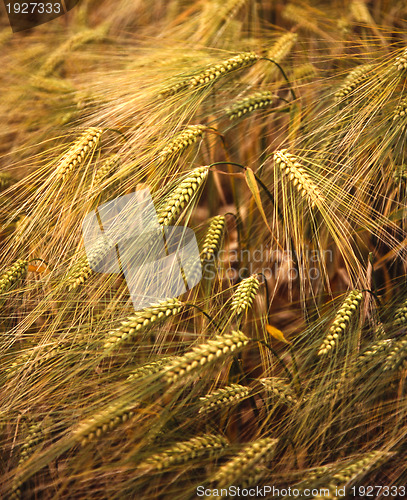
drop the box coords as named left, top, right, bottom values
left=103, top=298, right=184, bottom=350
left=211, top=437, right=278, bottom=488
left=201, top=215, right=226, bottom=263
left=140, top=434, right=229, bottom=470
left=54, top=128, right=103, bottom=182
left=162, top=330, right=250, bottom=385
left=274, top=149, right=324, bottom=209
left=226, top=91, right=276, bottom=120
left=198, top=383, right=251, bottom=414
left=156, top=166, right=209, bottom=226
left=0, top=259, right=28, bottom=296
left=158, top=125, right=207, bottom=163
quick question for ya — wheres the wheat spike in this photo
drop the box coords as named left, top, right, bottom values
left=334, top=64, right=373, bottom=101
left=230, top=274, right=260, bottom=317
left=259, top=377, right=298, bottom=405
left=274, top=149, right=324, bottom=209
left=162, top=330, right=250, bottom=384
left=104, top=298, right=184, bottom=350
left=157, top=166, right=209, bottom=226
left=382, top=339, right=407, bottom=372
left=0, top=259, right=28, bottom=295
left=212, top=437, right=278, bottom=488
left=226, top=91, right=275, bottom=120
left=55, top=128, right=103, bottom=181
left=198, top=383, right=250, bottom=414
left=201, top=215, right=226, bottom=262
left=395, top=48, right=407, bottom=72
left=318, top=290, right=363, bottom=356
left=141, top=434, right=229, bottom=470
left=160, top=52, right=259, bottom=97
left=158, top=125, right=207, bottom=163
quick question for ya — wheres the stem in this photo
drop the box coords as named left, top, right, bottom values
left=184, top=302, right=222, bottom=333
left=260, top=57, right=298, bottom=101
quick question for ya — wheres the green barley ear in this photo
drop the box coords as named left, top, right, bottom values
left=201, top=215, right=226, bottom=263
left=160, top=52, right=259, bottom=98
left=157, top=166, right=209, bottom=226
left=158, top=125, right=207, bottom=163
left=395, top=48, right=407, bottom=72
left=140, top=434, right=229, bottom=470
left=211, top=437, right=278, bottom=488
left=382, top=339, right=407, bottom=372
left=162, top=330, right=250, bottom=384
left=73, top=398, right=138, bottom=447
left=226, top=91, right=275, bottom=120
left=230, top=274, right=260, bottom=317
left=104, top=298, right=184, bottom=350
left=0, top=172, right=17, bottom=191
left=318, top=290, right=363, bottom=356
left=259, top=377, right=298, bottom=406
left=198, top=383, right=250, bottom=414
left=55, top=128, right=103, bottom=181
left=0, top=259, right=28, bottom=295
left=274, top=149, right=324, bottom=209
left=334, top=64, right=373, bottom=102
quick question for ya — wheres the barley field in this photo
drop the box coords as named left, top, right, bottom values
left=1, top=1, right=407, bottom=499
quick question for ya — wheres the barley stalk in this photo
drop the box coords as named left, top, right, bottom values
left=212, top=437, right=278, bottom=488
left=104, top=298, right=184, bottom=350
left=198, top=383, right=250, bottom=414
left=318, top=290, right=363, bottom=356
left=0, top=259, right=28, bottom=296
left=226, top=91, right=275, bottom=120
left=55, top=128, right=103, bottom=181
left=157, top=166, right=209, bottom=226
left=230, top=274, right=260, bottom=317
left=162, top=330, right=250, bottom=384
left=274, top=149, right=324, bottom=209
left=259, top=377, right=298, bottom=405
left=158, top=125, right=207, bottom=163
left=160, top=52, right=259, bottom=97
left=201, top=215, right=226, bottom=262
left=141, top=434, right=229, bottom=470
